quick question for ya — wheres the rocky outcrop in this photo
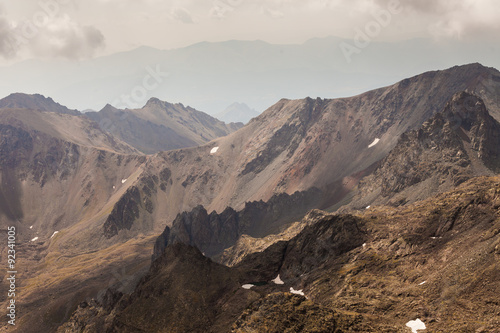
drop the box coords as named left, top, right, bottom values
left=153, top=205, right=239, bottom=259
left=0, top=124, right=82, bottom=186
left=0, top=124, right=33, bottom=168
left=103, top=187, right=142, bottom=238
left=103, top=171, right=164, bottom=238
left=152, top=187, right=323, bottom=261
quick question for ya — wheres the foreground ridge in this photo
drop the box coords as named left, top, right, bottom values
left=61, top=175, right=500, bottom=332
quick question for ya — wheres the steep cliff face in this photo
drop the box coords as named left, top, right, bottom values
left=342, top=91, right=500, bottom=210
left=103, top=186, right=143, bottom=238
left=0, top=124, right=32, bottom=221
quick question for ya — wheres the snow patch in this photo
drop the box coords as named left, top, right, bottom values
left=272, top=274, right=284, bottom=285
left=121, top=179, right=127, bottom=184
left=31, top=237, right=39, bottom=242
left=368, top=138, right=380, bottom=148
left=210, top=146, right=219, bottom=154
left=419, top=281, right=427, bottom=286
left=242, top=284, right=255, bottom=290
left=406, top=319, right=426, bottom=333
left=50, top=231, right=59, bottom=239
left=290, top=287, right=305, bottom=296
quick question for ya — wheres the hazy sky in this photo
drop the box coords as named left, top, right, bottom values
left=0, top=0, right=498, bottom=65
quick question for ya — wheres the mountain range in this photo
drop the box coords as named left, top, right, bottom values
left=0, top=63, right=499, bottom=332
left=1, top=37, right=499, bottom=118
left=85, top=98, right=242, bottom=154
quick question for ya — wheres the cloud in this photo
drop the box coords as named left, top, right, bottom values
left=415, top=0, right=500, bottom=40
left=7, top=14, right=105, bottom=60
left=171, top=7, right=195, bottom=24
left=45, top=21, right=105, bottom=59
left=0, top=15, right=18, bottom=58
left=338, top=0, right=500, bottom=41
left=1, top=0, right=499, bottom=64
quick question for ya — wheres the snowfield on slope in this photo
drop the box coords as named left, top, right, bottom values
left=406, top=319, right=426, bottom=333
left=368, top=138, right=380, bottom=148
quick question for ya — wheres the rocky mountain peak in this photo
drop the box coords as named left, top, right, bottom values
left=86, top=97, right=242, bottom=154
left=143, top=97, right=176, bottom=110
left=0, top=93, right=80, bottom=115
left=143, top=96, right=162, bottom=106
left=99, top=103, right=120, bottom=113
